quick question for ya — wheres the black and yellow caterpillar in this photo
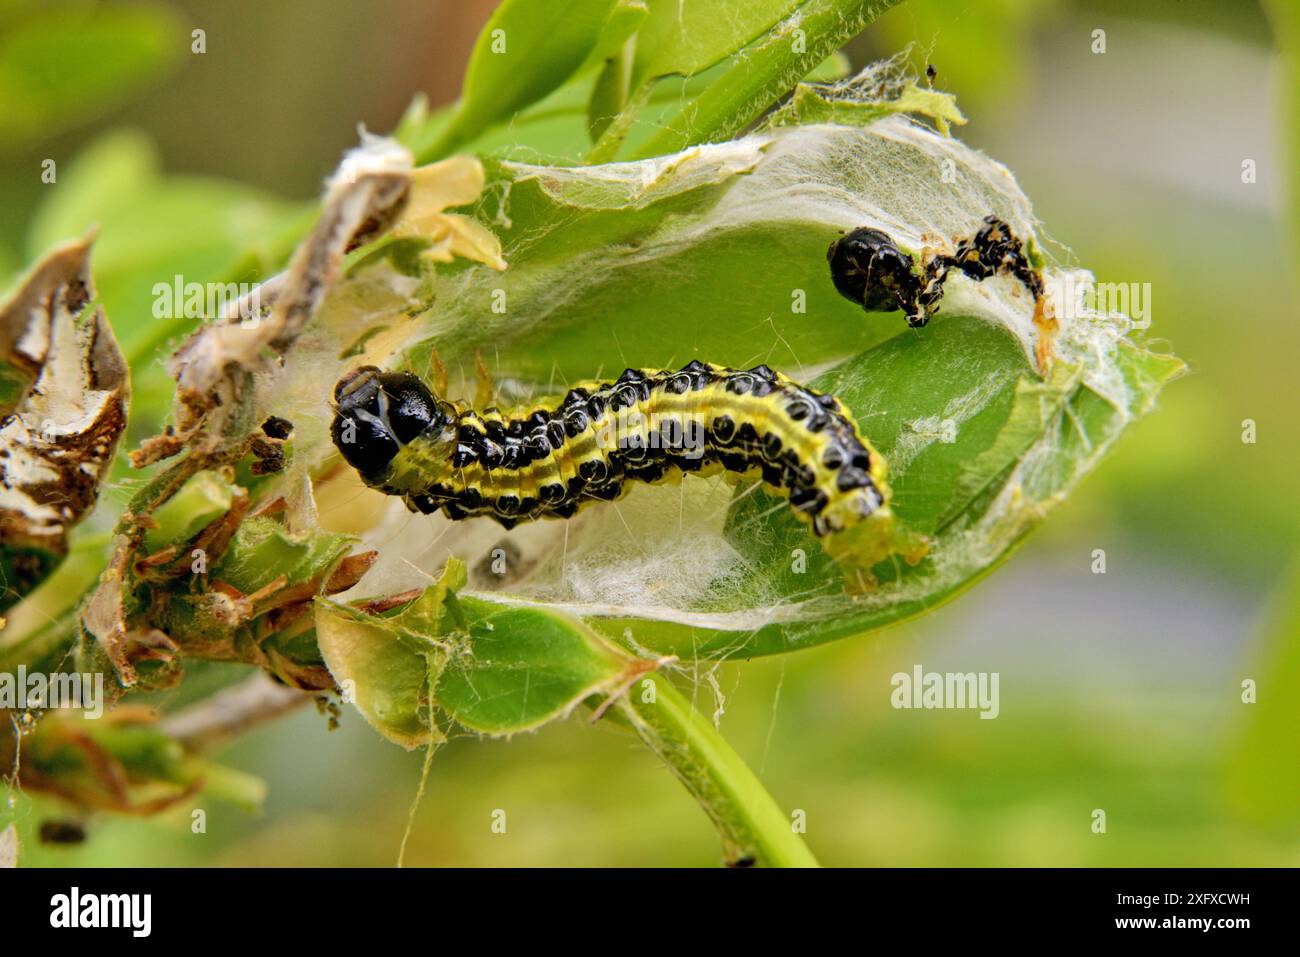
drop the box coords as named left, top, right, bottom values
left=331, top=361, right=896, bottom=569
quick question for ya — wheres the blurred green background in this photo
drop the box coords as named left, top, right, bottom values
left=3, top=0, right=1297, bottom=865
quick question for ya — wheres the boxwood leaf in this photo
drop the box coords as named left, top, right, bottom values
left=317, top=559, right=642, bottom=745
left=423, top=0, right=620, bottom=159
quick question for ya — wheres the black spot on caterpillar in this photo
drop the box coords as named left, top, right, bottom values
left=827, top=215, right=1044, bottom=328
left=331, top=361, right=899, bottom=573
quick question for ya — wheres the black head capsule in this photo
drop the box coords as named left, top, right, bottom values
left=827, top=227, right=923, bottom=316
left=331, top=366, right=445, bottom=479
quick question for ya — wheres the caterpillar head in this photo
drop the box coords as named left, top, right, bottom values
left=827, top=227, right=921, bottom=315
left=331, top=366, right=453, bottom=481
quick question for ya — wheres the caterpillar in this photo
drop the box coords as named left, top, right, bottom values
left=331, top=360, right=898, bottom=574
left=827, top=215, right=1044, bottom=327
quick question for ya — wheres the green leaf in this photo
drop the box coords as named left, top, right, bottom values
left=315, top=559, right=468, bottom=749
left=403, top=46, right=850, bottom=166
left=0, top=1, right=182, bottom=151
left=436, top=605, right=635, bottom=735
left=315, top=601, right=437, bottom=750
left=420, top=0, right=620, bottom=160
left=632, top=0, right=801, bottom=83
left=317, top=560, right=638, bottom=744
left=583, top=0, right=894, bottom=161
left=631, top=0, right=902, bottom=157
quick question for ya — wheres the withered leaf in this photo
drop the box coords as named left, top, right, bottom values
left=132, top=135, right=414, bottom=468
left=0, top=233, right=129, bottom=608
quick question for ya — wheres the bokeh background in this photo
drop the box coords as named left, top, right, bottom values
left=4, top=0, right=1297, bottom=865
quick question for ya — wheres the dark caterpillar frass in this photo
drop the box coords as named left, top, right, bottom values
left=827, top=216, right=1044, bottom=328
left=331, top=361, right=892, bottom=552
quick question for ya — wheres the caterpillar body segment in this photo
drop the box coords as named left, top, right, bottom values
left=331, top=361, right=900, bottom=576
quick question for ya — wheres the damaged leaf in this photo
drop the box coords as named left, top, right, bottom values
left=0, top=234, right=128, bottom=609
left=147, top=514, right=365, bottom=689
left=316, top=558, right=468, bottom=749
left=74, top=136, right=505, bottom=692
left=131, top=136, right=415, bottom=468
left=317, top=558, right=652, bottom=747
left=767, top=53, right=966, bottom=134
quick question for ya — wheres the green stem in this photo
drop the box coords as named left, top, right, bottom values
left=585, top=78, right=654, bottom=164
left=619, top=673, right=818, bottom=868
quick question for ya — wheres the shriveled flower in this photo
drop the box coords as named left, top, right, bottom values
left=391, top=157, right=507, bottom=270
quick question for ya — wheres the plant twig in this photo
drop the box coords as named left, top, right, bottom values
left=160, top=673, right=313, bottom=753
left=618, top=673, right=818, bottom=868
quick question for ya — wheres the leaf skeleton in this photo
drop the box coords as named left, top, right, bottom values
left=330, top=360, right=902, bottom=581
